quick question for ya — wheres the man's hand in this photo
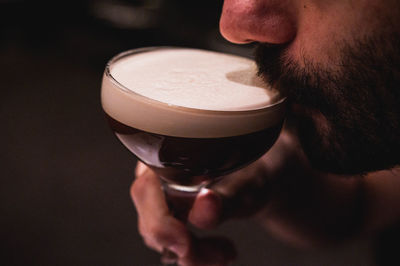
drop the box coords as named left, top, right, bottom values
left=130, top=128, right=400, bottom=265
left=129, top=129, right=299, bottom=265
left=131, top=162, right=236, bottom=266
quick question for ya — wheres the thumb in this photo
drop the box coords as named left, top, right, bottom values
left=188, top=188, right=223, bottom=229
left=189, top=160, right=271, bottom=229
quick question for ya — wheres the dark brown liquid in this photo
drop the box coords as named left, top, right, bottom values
left=106, top=114, right=282, bottom=186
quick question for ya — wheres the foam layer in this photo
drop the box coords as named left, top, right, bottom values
left=110, top=48, right=278, bottom=111
left=101, top=47, right=285, bottom=138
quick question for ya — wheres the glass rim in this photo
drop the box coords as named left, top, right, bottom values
left=104, top=46, right=286, bottom=116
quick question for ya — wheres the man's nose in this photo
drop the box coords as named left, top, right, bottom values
left=219, top=0, right=297, bottom=44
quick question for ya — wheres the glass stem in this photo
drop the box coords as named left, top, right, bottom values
left=160, top=179, right=207, bottom=265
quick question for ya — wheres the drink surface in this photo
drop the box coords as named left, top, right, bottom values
left=101, top=47, right=285, bottom=138
left=110, top=48, right=278, bottom=111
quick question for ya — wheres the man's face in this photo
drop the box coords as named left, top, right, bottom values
left=220, top=0, right=400, bottom=174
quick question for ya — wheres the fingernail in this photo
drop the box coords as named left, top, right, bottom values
left=168, top=242, right=188, bottom=257
left=135, top=162, right=147, bottom=176
left=189, top=189, right=222, bottom=229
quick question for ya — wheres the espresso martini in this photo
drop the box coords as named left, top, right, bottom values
left=101, top=47, right=285, bottom=186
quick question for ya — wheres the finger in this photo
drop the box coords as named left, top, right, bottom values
left=188, top=188, right=222, bottom=229
left=130, top=162, right=190, bottom=257
left=131, top=162, right=169, bottom=218
left=180, top=236, right=236, bottom=266
left=135, top=161, right=148, bottom=176
left=189, top=165, right=262, bottom=230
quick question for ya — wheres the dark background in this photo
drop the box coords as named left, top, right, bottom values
left=0, top=0, right=385, bottom=265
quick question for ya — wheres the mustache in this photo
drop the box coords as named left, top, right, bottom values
left=254, top=36, right=400, bottom=174
left=254, top=43, right=288, bottom=86
left=254, top=43, right=329, bottom=112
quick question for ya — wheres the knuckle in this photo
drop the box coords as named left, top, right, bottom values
left=139, top=220, right=168, bottom=248
left=147, top=223, right=167, bottom=243
left=129, top=180, right=139, bottom=200
left=130, top=176, right=148, bottom=201
left=138, top=220, right=162, bottom=251
left=142, top=237, right=158, bottom=251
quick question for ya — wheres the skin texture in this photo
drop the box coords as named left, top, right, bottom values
left=223, top=0, right=400, bottom=174
left=131, top=0, right=400, bottom=265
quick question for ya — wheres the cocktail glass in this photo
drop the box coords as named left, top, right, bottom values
left=101, top=47, right=286, bottom=265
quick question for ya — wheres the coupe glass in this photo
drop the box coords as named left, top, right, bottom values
left=101, top=47, right=286, bottom=265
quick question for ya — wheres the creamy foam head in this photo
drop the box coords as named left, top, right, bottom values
left=110, top=48, right=279, bottom=111
left=101, top=47, right=285, bottom=138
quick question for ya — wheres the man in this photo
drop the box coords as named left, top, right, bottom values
left=131, top=0, right=400, bottom=265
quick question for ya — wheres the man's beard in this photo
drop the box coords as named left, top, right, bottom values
left=255, top=35, right=400, bottom=175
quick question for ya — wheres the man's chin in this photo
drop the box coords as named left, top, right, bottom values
left=291, top=105, right=370, bottom=175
